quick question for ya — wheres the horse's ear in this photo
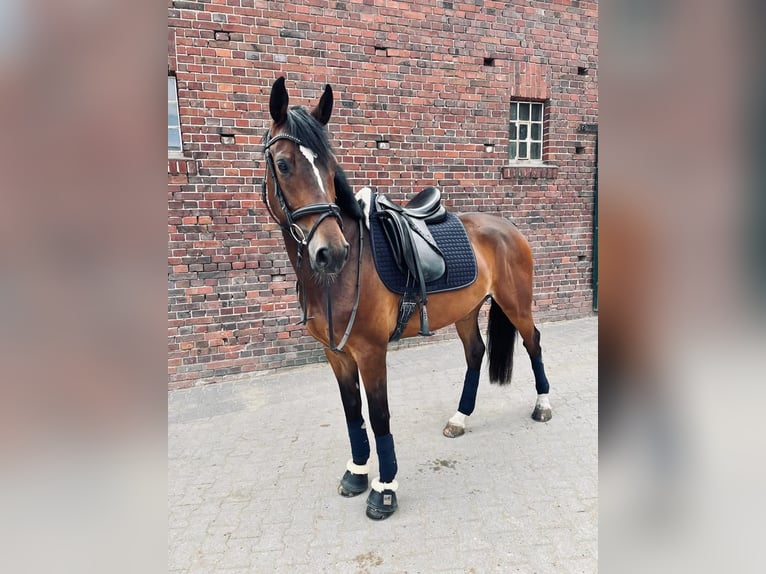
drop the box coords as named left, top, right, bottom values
left=270, top=76, right=289, bottom=125
left=311, top=84, right=333, bottom=125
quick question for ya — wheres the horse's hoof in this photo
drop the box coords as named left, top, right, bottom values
left=531, top=406, right=553, bottom=422
left=442, top=422, right=465, bottom=438
left=338, top=470, right=369, bottom=497
left=366, top=488, right=398, bottom=520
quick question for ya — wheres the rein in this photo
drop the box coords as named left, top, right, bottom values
left=262, top=131, right=362, bottom=352
left=326, top=222, right=363, bottom=352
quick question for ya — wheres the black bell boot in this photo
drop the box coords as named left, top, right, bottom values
left=365, top=478, right=398, bottom=520
left=338, top=459, right=369, bottom=497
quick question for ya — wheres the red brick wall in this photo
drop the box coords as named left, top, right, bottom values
left=168, top=0, right=598, bottom=388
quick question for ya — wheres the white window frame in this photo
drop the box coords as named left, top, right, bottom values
left=168, top=76, right=183, bottom=155
left=509, top=100, right=544, bottom=163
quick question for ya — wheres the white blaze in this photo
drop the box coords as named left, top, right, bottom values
left=299, top=145, right=327, bottom=196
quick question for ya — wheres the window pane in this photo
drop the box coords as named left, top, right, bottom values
left=509, top=101, right=546, bottom=161
left=168, top=76, right=182, bottom=152
left=168, top=77, right=176, bottom=101
left=168, top=128, right=182, bottom=151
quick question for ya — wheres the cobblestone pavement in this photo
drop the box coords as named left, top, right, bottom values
left=169, top=316, right=597, bottom=573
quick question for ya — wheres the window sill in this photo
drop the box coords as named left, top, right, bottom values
left=501, top=163, right=558, bottom=180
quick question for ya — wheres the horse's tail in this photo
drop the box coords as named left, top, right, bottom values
left=487, top=297, right=517, bottom=385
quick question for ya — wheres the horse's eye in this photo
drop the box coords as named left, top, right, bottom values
left=277, top=159, right=289, bottom=174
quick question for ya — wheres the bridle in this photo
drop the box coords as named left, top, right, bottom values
left=262, top=132, right=343, bottom=268
left=261, top=131, right=363, bottom=352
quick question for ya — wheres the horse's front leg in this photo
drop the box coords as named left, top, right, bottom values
left=357, top=348, right=399, bottom=520
left=324, top=349, right=370, bottom=497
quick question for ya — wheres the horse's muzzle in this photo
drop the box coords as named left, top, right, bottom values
left=311, top=242, right=349, bottom=275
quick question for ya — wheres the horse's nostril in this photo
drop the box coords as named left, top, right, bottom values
left=343, top=244, right=350, bottom=262
left=315, top=247, right=330, bottom=268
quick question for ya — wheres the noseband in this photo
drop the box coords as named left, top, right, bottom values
left=261, top=131, right=363, bottom=353
left=262, top=133, right=343, bottom=257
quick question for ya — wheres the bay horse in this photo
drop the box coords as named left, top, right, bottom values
left=261, top=77, right=552, bottom=520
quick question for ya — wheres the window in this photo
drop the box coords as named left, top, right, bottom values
left=168, top=76, right=182, bottom=154
left=509, top=101, right=544, bottom=162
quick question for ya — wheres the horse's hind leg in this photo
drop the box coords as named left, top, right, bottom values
left=324, top=349, right=370, bottom=497
left=443, top=303, right=486, bottom=438
left=525, top=325, right=552, bottom=421
left=492, top=290, right=553, bottom=422
left=510, top=314, right=552, bottom=421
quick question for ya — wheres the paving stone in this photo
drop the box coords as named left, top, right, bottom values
left=169, top=317, right=597, bottom=572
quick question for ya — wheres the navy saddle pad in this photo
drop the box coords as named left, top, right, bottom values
left=369, top=195, right=477, bottom=295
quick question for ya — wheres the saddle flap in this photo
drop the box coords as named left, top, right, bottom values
left=377, top=208, right=445, bottom=283
left=378, top=210, right=409, bottom=276
left=406, top=218, right=445, bottom=282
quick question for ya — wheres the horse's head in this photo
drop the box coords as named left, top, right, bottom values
left=264, top=77, right=349, bottom=279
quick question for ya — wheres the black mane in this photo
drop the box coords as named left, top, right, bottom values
left=266, top=106, right=362, bottom=221
left=333, top=165, right=364, bottom=221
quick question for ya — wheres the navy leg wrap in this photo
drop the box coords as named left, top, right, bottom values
left=347, top=418, right=370, bottom=465
left=531, top=354, right=550, bottom=395
left=458, top=368, right=481, bottom=415
left=375, top=433, right=398, bottom=483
